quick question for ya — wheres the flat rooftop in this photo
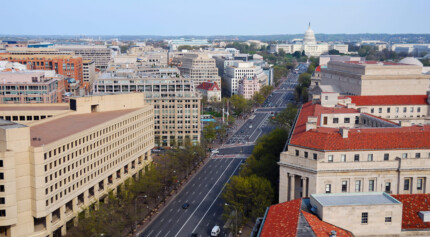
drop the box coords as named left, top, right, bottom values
left=0, top=119, right=27, bottom=129
left=312, top=192, right=401, bottom=206
left=0, top=105, right=69, bottom=111
left=30, top=109, right=138, bottom=147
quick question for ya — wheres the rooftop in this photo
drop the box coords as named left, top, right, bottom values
left=312, top=193, right=400, bottom=207
left=30, top=109, right=138, bottom=147
left=0, top=105, right=69, bottom=111
left=346, top=95, right=428, bottom=106
left=392, top=194, right=430, bottom=230
left=196, top=81, right=220, bottom=91
left=0, top=119, right=27, bottom=130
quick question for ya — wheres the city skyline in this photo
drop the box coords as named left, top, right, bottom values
left=2, top=0, right=429, bottom=36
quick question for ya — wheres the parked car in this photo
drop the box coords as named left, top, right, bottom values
left=211, top=225, right=220, bottom=236
left=182, top=203, right=190, bottom=209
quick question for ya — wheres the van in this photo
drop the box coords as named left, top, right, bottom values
left=211, top=225, right=220, bottom=236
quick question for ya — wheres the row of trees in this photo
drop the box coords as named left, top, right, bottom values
left=294, top=57, right=318, bottom=103
left=221, top=128, right=290, bottom=233
left=66, top=141, right=206, bottom=237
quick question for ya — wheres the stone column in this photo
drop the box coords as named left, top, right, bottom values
left=302, top=177, right=307, bottom=197
left=290, top=174, right=295, bottom=201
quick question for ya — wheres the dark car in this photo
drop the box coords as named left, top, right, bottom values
left=182, top=203, right=190, bottom=209
left=189, top=234, right=198, bottom=237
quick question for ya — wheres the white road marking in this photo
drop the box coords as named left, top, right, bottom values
left=170, top=208, right=173, bottom=212
left=174, top=159, right=236, bottom=237
left=191, top=160, right=243, bottom=233
left=155, top=230, right=162, bottom=237
left=147, top=230, right=154, bottom=236
left=164, top=231, right=170, bottom=237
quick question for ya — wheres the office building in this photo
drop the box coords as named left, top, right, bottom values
left=238, top=75, right=261, bottom=99
left=223, top=62, right=268, bottom=97
left=0, top=71, right=65, bottom=104
left=391, top=44, right=430, bottom=56
left=196, top=81, right=221, bottom=102
left=168, top=39, right=211, bottom=51
left=278, top=92, right=430, bottom=203
left=53, top=45, right=112, bottom=70
left=93, top=71, right=201, bottom=147
left=0, top=93, right=154, bottom=237
left=0, top=54, right=84, bottom=85
left=82, top=60, right=96, bottom=86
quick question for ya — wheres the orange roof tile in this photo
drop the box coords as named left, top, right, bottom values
left=301, top=210, right=353, bottom=237
left=347, top=95, right=428, bottom=106
left=392, top=194, right=430, bottom=230
left=260, top=198, right=302, bottom=237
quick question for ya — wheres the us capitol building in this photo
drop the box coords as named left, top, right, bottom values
left=269, top=23, right=348, bottom=57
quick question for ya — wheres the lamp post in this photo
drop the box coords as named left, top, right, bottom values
left=225, top=203, right=237, bottom=236
left=134, top=195, right=148, bottom=233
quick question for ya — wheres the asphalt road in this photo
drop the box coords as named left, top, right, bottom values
left=138, top=158, right=244, bottom=237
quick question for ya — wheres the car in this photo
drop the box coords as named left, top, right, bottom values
left=249, top=125, right=253, bottom=129
left=182, top=203, right=190, bottom=209
left=189, top=233, right=198, bottom=237
left=211, top=225, right=221, bottom=236
left=211, top=149, right=219, bottom=154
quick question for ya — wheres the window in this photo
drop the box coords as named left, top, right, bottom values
left=417, top=178, right=423, bottom=190
left=369, top=180, right=375, bottom=191
left=325, top=184, right=331, bottom=193
left=0, top=160, right=3, bottom=167
left=403, top=107, right=407, bottom=113
left=0, top=198, right=4, bottom=204
left=355, top=116, right=359, bottom=124
left=402, top=153, right=408, bottom=159
left=342, top=181, right=348, bottom=192
left=313, top=153, right=317, bottom=160
left=0, top=210, right=5, bottom=216
left=379, top=108, right=382, bottom=113
left=304, top=152, right=308, bottom=158
left=416, top=153, right=421, bottom=158
left=387, top=107, right=391, bottom=113
left=385, top=217, right=392, bottom=223
left=361, top=212, right=368, bottom=224
left=344, top=117, right=350, bottom=123
left=384, top=153, right=389, bottom=161
left=371, top=108, right=374, bottom=113
left=324, top=96, right=328, bottom=100
left=0, top=173, right=3, bottom=180
left=341, top=154, right=346, bottom=162
left=333, top=118, right=339, bottom=124
left=404, top=179, right=410, bottom=190
left=295, top=150, right=299, bottom=156
left=395, top=107, right=399, bottom=113
left=355, top=180, right=361, bottom=192
left=367, top=154, right=373, bottom=161
left=410, top=107, right=414, bottom=112
left=354, top=154, right=360, bottom=162
left=385, top=182, right=391, bottom=193
left=418, top=107, right=421, bottom=113
left=328, top=155, right=333, bottom=163
left=0, top=185, right=4, bottom=192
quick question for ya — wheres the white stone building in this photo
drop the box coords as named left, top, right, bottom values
left=223, top=62, right=267, bottom=97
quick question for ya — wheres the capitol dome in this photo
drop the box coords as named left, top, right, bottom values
left=303, top=23, right=317, bottom=45
left=399, top=57, right=423, bottom=67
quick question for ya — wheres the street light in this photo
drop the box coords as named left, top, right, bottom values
left=134, top=195, right=148, bottom=233
left=225, top=203, right=237, bottom=236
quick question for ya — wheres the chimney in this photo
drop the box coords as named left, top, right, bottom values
left=340, top=127, right=349, bottom=138
left=306, top=122, right=317, bottom=131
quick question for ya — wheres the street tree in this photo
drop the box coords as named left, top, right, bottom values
left=271, top=103, right=298, bottom=129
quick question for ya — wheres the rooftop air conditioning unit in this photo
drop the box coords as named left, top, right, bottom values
left=419, top=211, right=430, bottom=222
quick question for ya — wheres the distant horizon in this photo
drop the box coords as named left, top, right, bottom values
left=1, top=0, right=428, bottom=36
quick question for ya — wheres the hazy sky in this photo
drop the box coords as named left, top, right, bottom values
left=2, top=0, right=429, bottom=35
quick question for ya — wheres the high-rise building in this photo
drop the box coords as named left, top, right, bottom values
left=0, top=93, right=154, bottom=237
left=223, top=62, right=268, bottom=97
left=82, top=60, right=96, bottom=86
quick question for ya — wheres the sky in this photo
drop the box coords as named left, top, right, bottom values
left=2, top=0, right=429, bottom=36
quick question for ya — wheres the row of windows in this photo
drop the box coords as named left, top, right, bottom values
left=295, top=150, right=430, bottom=162
left=325, top=177, right=425, bottom=194
left=370, top=106, right=422, bottom=114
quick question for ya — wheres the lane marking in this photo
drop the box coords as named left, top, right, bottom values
left=147, top=230, right=154, bottom=236
left=191, top=160, right=243, bottom=234
left=155, top=230, right=162, bottom=237
left=164, top=231, right=170, bottom=237
left=174, top=159, right=235, bottom=237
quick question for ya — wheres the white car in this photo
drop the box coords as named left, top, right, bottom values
left=211, top=149, right=219, bottom=154
left=211, top=225, right=220, bottom=236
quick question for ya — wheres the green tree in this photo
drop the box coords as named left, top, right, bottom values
left=203, top=121, right=217, bottom=143
left=292, top=51, right=301, bottom=58
left=271, top=103, right=298, bottom=129
left=278, top=49, right=286, bottom=57
left=298, top=72, right=311, bottom=88
left=260, top=85, right=274, bottom=98
left=230, top=94, right=249, bottom=115
left=252, top=92, right=265, bottom=105
left=328, top=49, right=340, bottom=55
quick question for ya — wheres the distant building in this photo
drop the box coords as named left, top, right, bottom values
left=0, top=93, right=154, bottom=237
left=0, top=71, right=65, bottom=104
left=196, top=81, right=221, bottom=101
left=269, top=24, right=349, bottom=57
left=391, top=44, right=430, bottom=56
left=238, top=75, right=261, bottom=99
left=168, top=39, right=212, bottom=51
left=53, top=45, right=112, bottom=70
left=357, top=40, right=388, bottom=51
left=82, top=60, right=96, bottom=86
left=223, top=62, right=267, bottom=97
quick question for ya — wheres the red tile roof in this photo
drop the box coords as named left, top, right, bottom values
left=301, top=210, right=354, bottom=237
left=344, top=61, right=405, bottom=65
left=315, top=65, right=321, bottom=72
left=347, top=95, right=428, bottom=106
left=260, top=198, right=302, bottom=237
left=196, top=81, right=220, bottom=91
left=290, top=102, right=430, bottom=151
left=392, top=194, right=430, bottom=230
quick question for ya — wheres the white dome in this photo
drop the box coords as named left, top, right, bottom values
left=399, top=57, right=423, bottom=67
left=303, top=24, right=316, bottom=45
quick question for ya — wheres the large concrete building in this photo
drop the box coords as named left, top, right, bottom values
left=278, top=92, right=430, bottom=203
left=168, top=39, right=211, bottom=51
left=269, top=24, right=349, bottom=57
left=223, top=62, right=268, bottom=97
left=93, top=71, right=201, bottom=147
left=0, top=93, right=154, bottom=237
